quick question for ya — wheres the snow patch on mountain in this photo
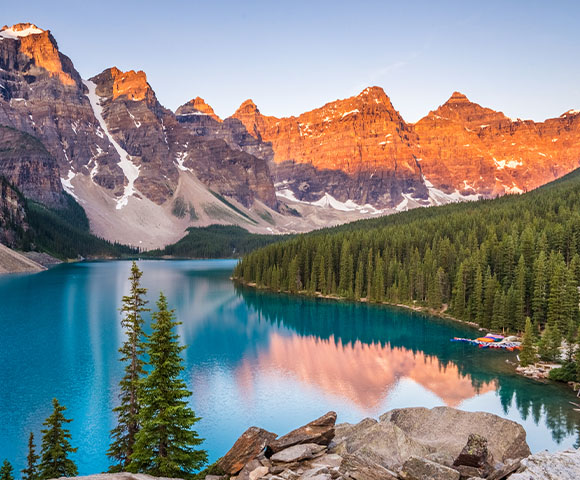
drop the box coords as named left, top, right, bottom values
left=0, top=25, right=44, bottom=40
left=423, top=177, right=480, bottom=206
left=60, top=170, right=78, bottom=200
left=276, top=188, right=383, bottom=215
left=83, top=79, right=140, bottom=210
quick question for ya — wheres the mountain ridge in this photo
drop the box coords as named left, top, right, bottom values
left=1, top=22, right=580, bottom=252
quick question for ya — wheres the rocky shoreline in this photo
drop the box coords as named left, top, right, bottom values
left=59, top=407, right=580, bottom=480
left=199, top=406, right=578, bottom=480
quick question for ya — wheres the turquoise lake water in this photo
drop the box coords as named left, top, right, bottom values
left=0, top=260, right=579, bottom=474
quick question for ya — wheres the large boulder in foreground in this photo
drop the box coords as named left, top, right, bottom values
left=331, top=406, right=530, bottom=472
left=216, top=426, right=277, bottom=475
left=266, top=411, right=337, bottom=456
left=509, top=448, right=580, bottom=480
left=381, top=407, right=531, bottom=465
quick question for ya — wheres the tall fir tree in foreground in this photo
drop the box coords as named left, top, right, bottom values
left=21, top=432, right=39, bottom=480
left=108, top=262, right=149, bottom=471
left=39, top=399, right=77, bottom=479
left=0, top=460, right=14, bottom=480
left=129, top=292, right=207, bottom=478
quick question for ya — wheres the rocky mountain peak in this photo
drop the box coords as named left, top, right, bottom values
left=236, top=99, right=260, bottom=115
left=0, top=23, right=45, bottom=39
left=357, top=85, right=390, bottom=102
left=106, top=67, right=152, bottom=102
left=177, top=96, right=221, bottom=121
left=0, top=23, right=76, bottom=86
left=426, top=91, right=509, bottom=125
left=446, top=91, right=470, bottom=104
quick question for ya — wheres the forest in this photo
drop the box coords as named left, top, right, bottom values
left=147, top=225, right=292, bottom=259
left=234, top=168, right=580, bottom=341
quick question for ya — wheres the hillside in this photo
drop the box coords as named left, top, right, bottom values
left=234, top=166, right=580, bottom=334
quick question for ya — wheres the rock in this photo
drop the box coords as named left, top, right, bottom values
left=486, top=460, right=521, bottom=480
left=236, top=458, right=270, bottom=480
left=453, top=465, right=485, bottom=479
left=216, top=426, right=277, bottom=475
left=381, top=407, right=531, bottom=464
left=453, top=434, right=490, bottom=468
left=508, top=449, right=580, bottom=480
left=267, top=412, right=337, bottom=456
left=338, top=454, right=399, bottom=480
left=270, top=443, right=326, bottom=463
left=425, top=452, right=455, bottom=467
left=400, top=455, right=461, bottom=480
left=312, top=454, right=343, bottom=469
left=330, top=417, right=431, bottom=471
left=300, top=465, right=331, bottom=479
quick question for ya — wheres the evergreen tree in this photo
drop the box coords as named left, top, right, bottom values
left=108, top=262, right=150, bottom=471
left=22, top=432, right=39, bottom=480
left=576, top=331, right=580, bottom=381
left=0, top=460, right=14, bottom=480
left=538, top=324, right=562, bottom=362
left=519, top=317, right=537, bottom=367
left=129, top=293, right=207, bottom=478
left=39, top=399, right=77, bottom=480
left=532, top=251, right=548, bottom=326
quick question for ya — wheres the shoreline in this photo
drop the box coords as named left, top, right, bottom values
left=233, top=278, right=580, bottom=395
left=233, top=278, right=487, bottom=332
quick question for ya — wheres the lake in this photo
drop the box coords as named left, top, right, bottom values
left=0, top=260, right=579, bottom=474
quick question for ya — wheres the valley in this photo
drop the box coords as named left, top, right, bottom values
left=1, top=23, right=579, bottom=257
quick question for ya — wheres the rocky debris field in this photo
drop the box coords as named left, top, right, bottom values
left=203, top=406, right=579, bottom=480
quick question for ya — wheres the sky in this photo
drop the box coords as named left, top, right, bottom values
left=2, top=0, right=580, bottom=122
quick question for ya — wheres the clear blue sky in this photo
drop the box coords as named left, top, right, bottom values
left=3, top=0, right=580, bottom=122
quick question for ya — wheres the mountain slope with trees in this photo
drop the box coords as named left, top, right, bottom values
left=234, top=167, right=580, bottom=340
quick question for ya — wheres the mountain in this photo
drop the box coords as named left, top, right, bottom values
left=1, top=22, right=580, bottom=254
left=232, top=87, right=426, bottom=210
left=0, top=24, right=289, bottom=250
left=231, top=87, right=580, bottom=211
left=415, top=91, right=580, bottom=197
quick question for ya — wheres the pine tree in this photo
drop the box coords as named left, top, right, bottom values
left=532, top=251, right=548, bottom=326
left=0, top=460, right=14, bottom=480
left=576, top=331, right=580, bottom=381
left=129, top=293, right=207, bottom=477
left=519, top=317, right=537, bottom=367
left=39, top=399, right=77, bottom=480
left=22, top=432, right=39, bottom=480
left=108, top=262, right=150, bottom=471
left=538, top=324, right=562, bottom=362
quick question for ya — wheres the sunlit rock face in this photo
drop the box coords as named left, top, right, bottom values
left=177, top=96, right=222, bottom=122
left=235, top=333, right=495, bottom=412
left=231, top=88, right=580, bottom=209
left=414, top=92, right=580, bottom=197
left=231, top=87, right=426, bottom=208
